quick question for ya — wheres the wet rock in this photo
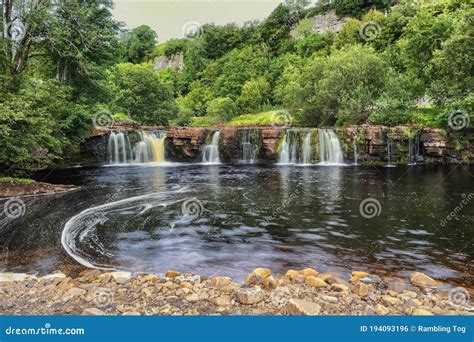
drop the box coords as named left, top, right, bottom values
left=351, top=271, right=369, bottom=282
left=236, top=288, right=265, bottom=305
left=317, top=273, right=334, bottom=282
left=252, top=268, right=272, bottom=278
left=305, top=276, right=328, bottom=288
left=164, top=270, right=181, bottom=278
left=285, top=270, right=299, bottom=280
left=299, top=268, right=318, bottom=277
left=286, top=298, right=321, bottom=315
left=331, top=284, right=350, bottom=292
left=387, top=278, right=406, bottom=293
left=409, top=272, right=438, bottom=287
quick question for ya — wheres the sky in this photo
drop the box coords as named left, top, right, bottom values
left=112, top=0, right=282, bottom=43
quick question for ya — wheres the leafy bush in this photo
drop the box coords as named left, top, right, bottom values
left=206, top=97, right=237, bottom=122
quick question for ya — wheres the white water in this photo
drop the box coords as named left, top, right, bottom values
left=107, top=131, right=166, bottom=164
left=301, top=132, right=312, bottom=165
left=61, top=188, right=188, bottom=270
left=278, top=129, right=312, bottom=164
left=386, top=137, right=396, bottom=167
left=353, top=139, right=358, bottom=165
left=202, top=131, right=221, bottom=164
left=318, top=129, right=344, bottom=165
left=240, top=129, right=258, bottom=163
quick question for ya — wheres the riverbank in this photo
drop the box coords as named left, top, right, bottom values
left=0, top=268, right=472, bottom=316
left=0, top=178, right=76, bottom=198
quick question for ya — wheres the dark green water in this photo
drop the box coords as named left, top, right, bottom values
left=0, top=164, right=473, bottom=284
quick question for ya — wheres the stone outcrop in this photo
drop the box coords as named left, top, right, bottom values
left=83, top=124, right=473, bottom=165
left=153, top=53, right=184, bottom=73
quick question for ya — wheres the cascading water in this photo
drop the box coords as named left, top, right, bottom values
left=278, top=129, right=313, bottom=164
left=318, top=129, right=344, bottom=165
left=408, top=135, right=422, bottom=165
left=107, top=131, right=166, bottom=164
left=107, top=132, right=131, bottom=164
left=202, top=131, right=221, bottom=164
left=386, top=137, right=395, bottom=167
left=240, top=128, right=260, bottom=163
left=353, top=139, right=359, bottom=165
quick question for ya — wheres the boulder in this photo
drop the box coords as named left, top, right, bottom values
left=236, top=288, right=265, bottom=305
left=286, top=298, right=321, bottom=315
left=409, top=272, right=438, bottom=287
left=305, top=276, right=328, bottom=288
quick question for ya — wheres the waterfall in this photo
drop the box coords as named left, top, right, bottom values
left=353, top=138, right=358, bottom=165
left=386, top=137, right=395, bottom=167
left=240, top=128, right=260, bottom=163
left=202, top=131, right=221, bottom=164
left=279, top=131, right=290, bottom=164
left=107, top=132, right=131, bottom=164
left=107, top=131, right=166, bottom=164
left=318, top=129, right=344, bottom=165
left=301, top=132, right=312, bottom=165
left=278, top=129, right=313, bottom=164
left=134, top=132, right=166, bottom=163
left=408, top=135, right=422, bottom=165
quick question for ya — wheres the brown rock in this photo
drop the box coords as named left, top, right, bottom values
left=305, top=276, right=328, bottom=288
left=210, top=295, right=232, bottom=307
left=235, top=288, right=265, bottom=305
left=409, top=272, right=438, bottom=287
left=412, top=309, right=434, bottom=316
left=210, top=277, right=233, bottom=289
left=375, top=304, right=390, bottom=315
left=353, top=283, right=369, bottom=297
left=165, top=270, right=181, bottom=278
left=82, top=308, right=105, bottom=315
left=252, top=268, right=272, bottom=278
left=299, top=268, right=318, bottom=277
left=286, top=298, right=321, bottom=316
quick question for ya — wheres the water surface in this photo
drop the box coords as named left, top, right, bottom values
left=0, top=164, right=472, bottom=284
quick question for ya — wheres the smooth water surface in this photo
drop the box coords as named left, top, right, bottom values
left=0, top=164, right=473, bottom=284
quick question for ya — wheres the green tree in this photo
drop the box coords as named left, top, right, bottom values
left=123, top=25, right=157, bottom=63
left=280, top=45, right=387, bottom=125
left=236, top=77, right=271, bottom=113
left=206, top=97, right=237, bottom=122
left=108, top=63, right=177, bottom=125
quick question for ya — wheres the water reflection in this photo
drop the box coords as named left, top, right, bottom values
left=0, top=164, right=472, bottom=284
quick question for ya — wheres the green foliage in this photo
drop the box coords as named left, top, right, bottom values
left=122, top=25, right=158, bottom=63
left=280, top=45, right=387, bottom=126
left=206, top=97, right=237, bottom=122
left=228, top=110, right=289, bottom=125
left=236, top=78, right=271, bottom=113
left=107, top=63, right=177, bottom=125
left=0, top=177, right=34, bottom=184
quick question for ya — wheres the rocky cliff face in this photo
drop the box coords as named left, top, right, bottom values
left=83, top=125, right=473, bottom=165
left=153, top=53, right=184, bottom=72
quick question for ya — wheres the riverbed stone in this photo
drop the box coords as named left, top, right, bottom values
left=305, top=276, right=328, bottom=288
left=375, top=304, right=390, bottom=315
left=409, top=272, right=438, bottom=287
left=286, top=298, right=321, bottom=315
left=164, top=270, right=181, bottom=278
left=210, top=276, right=233, bottom=289
left=299, top=268, right=318, bottom=277
left=210, top=295, right=232, bottom=307
left=412, top=308, right=434, bottom=316
left=353, top=283, right=369, bottom=297
left=82, top=308, right=105, bottom=315
left=351, top=271, right=369, bottom=282
left=236, top=288, right=265, bottom=305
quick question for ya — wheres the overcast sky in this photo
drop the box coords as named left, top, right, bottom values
left=112, top=0, right=282, bottom=43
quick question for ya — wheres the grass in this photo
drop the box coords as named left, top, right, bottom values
left=0, top=177, right=35, bottom=184
left=228, top=109, right=291, bottom=125
left=190, top=116, right=220, bottom=127
left=113, top=112, right=130, bottom=121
